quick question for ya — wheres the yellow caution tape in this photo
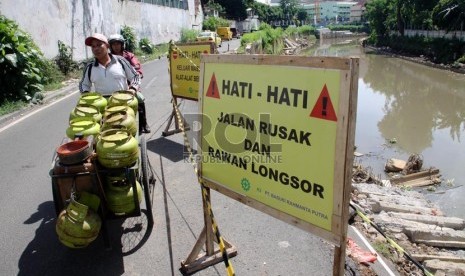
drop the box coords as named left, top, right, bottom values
left=172, top=98, right=235, bottom=276
left=350, top=201, right=433, bottom=276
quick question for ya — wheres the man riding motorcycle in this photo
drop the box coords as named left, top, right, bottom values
left=108, top=34, right=150, bottom=133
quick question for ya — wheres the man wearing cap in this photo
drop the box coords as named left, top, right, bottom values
left=79, top=33, right=141, bottom=97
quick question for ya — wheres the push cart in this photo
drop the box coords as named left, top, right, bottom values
left=50, top=132, right=156, bottom=248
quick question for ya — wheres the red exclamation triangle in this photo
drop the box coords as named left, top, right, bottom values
left=310, top=84, right=337, bottom=121
left=206, top=73, right=220, bottom=99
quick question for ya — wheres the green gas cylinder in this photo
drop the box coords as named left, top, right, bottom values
left=107, top=90, right=138, bottom=115
left=78, top=92, right=108, bottom=113
left=96, top=129, right=138, bottom=168
left=55, top=195, right=101, bottom=248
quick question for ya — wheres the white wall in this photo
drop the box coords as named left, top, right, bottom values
left=0, top=0, right=203, bottom=60
left=404, top=29, right=465, bottom=41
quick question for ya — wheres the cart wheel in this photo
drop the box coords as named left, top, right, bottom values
left=140, top=135, right=154, bottom=226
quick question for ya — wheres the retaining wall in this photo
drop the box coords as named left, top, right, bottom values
left=0, top=0, right=203, bottom=60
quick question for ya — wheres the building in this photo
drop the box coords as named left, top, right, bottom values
left=303, top=1, right=358, bottom=25
left=350, top=0, right=368, bottom=23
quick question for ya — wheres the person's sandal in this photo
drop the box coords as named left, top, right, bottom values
left=142, top=125, right=151, bottom=133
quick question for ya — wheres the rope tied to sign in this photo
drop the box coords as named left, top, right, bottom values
left=171, top=99, right=235, bottom=276
left=170, top=41, right=200, bottom=72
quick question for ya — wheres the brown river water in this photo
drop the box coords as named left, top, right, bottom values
left=302, top=38, right=465, bottom=219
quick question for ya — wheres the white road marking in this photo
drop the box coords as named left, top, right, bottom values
left=144, top=76, right=158, bottom=90
left=350, top=225, right=397, bottom=276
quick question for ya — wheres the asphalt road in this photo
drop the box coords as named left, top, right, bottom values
left=0, top=38, right=393, bottom=276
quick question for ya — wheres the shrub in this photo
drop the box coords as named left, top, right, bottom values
left=180, top=28, right=200, bottom=43
left=297, top=25, right=316, bottom=37
left=202, top=17, right=230, bottom=31
left=457, top=55, right=465, bottom=64
left=0, top=15, right=46, bottom=104
left=387, top=35, right=465, bottom=64
left=121, top=25, right=137, bottom=52
left=240, top=23, right=284, bottom=54
left=139, top=38, right=154, bottom=54
left=54, top=40, right=78, bottom=75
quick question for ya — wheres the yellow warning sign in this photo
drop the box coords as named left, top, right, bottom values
left=169, top=42, right=214, bottom=100
left=199, top=55, right=358, bottom=237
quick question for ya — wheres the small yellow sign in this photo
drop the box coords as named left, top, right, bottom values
left=200, top=56, right=357, bottom=232
left=169, top=43, right=214, bottom=100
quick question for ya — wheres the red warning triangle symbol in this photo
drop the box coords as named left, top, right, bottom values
left=310, top=84, right=337, bottom=121
left=206, top=73, right=220, bottom=99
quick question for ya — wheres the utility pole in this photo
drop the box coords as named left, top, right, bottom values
left=315, top=0, right=320, bottom=24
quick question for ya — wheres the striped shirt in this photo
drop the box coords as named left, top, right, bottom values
left=79, top=54, right=141, bottom=96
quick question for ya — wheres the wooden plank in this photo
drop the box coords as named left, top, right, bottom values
left=404, top=177, right=441, bottom=187
left=202, top=178, right=341, bottom=245
left=201, top=54, right=353, bottom=70
left=390, top=169, right=440, bottom=185
left=184, top=226, right=207, bottom=264
left=332, top=69, right=351, bottom=219
left=180, top=244, right=238, bottom=275
left=333, top=57, right=359, bottom=276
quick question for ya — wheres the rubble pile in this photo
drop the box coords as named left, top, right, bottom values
left=351, top=181, right=465, bottom=275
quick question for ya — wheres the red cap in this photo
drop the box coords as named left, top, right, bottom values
left=85, top=33, right=109, bottom=46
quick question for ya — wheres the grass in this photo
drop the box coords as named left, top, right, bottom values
left=0, top=100, right=28, bottom=117
left=372, top=240, right=394, bottom=260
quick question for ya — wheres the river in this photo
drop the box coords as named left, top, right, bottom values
left=302, top=38, right=465, bottom=219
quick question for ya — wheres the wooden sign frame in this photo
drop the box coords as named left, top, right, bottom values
left=198, top=55, right=359, bottom=275
left=164, top=42, right=215, bottom=136
left=168, top=41, right=215, bottom=101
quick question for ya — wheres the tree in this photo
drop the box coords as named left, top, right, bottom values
left=393, top=0, right=440, bottom=34
left=201, top=0, right=249, bottom=20
left=406, top=0, right=439, bottom=28
left=251, top=2, right=272, bottom=23
left=395, top=0, right=406, bottom=35
left=296, top=8, right=308, bottom=26
left=269, top=6, right=284, bottom=22
left=280, top=0, right=299, bottom=21
left=433, top=0, right=465, bottom=31
left=365, top=0, right=391, bottom=42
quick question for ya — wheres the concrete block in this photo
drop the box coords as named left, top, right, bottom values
left=424, top=259, right=465, bottom=274
left=389, top=212, right=465, bottom=230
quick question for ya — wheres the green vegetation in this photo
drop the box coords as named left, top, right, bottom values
left=0, top=100, right=28, bottom=116
left=389, top=35, right=465, bottom=64
left=136, top=43, right=169, bottom=61
left=55, top=40, right=78, bottom=75
left=240, top=23, right=284, bottom=54
left=372, top=240, right=394, bottom=260
left=139, top=38, right=154, bottom=54
left=365, top=0, right=465, bottom=65
left=201, top=0, right=308, bottom=26
left=284, top=25, right=316, bottom=38
left=202, top=16, right=230, bottom=31
left=180, top=28, right=200, bottom=43
left=240, top=23, right=315, bottom=55
left=0, top=15, right=46, bottom=104
left=121, top=25, right=137, bottom=53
